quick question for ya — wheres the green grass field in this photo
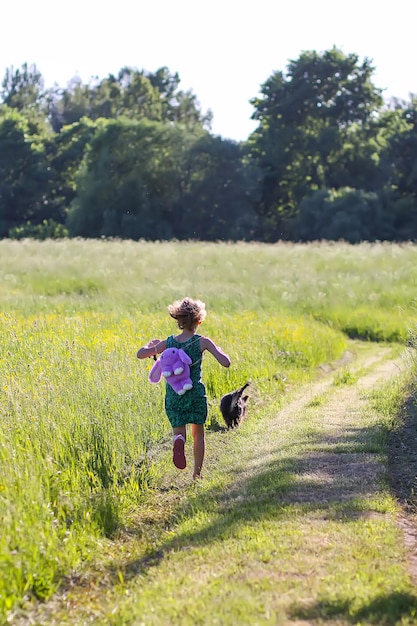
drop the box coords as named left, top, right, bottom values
left=1, top=239, right=417, bottom=623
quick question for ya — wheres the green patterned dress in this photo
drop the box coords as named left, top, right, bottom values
left=164, top=334, right=207, bottom=428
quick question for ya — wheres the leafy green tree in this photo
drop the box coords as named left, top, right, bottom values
left=111, top=67, right=163, bottom=121
left=385, top=98, right=417, bottom=199
left=291, top=187, right=390, bottom=242
left=66, top=118, right=258, bottom=241
left=48, top=66, right=210, bottom=132
left=1, top=63, right=45, bottom=111
left=377, top=98, right=417, bottom=239
left=147, top=66, right=212, bottom=128
left=176, top=135, right=259, bottom=240
left=45, top=117, right=98, bottom=223
left=8, top=219, right=68, bottom=239
left=47, top=77, right=93, bottom=130
left=0, top=107, right=51, bottom=236
left=249, top=48, right=384, bottom=239
left=66, top=118, right=191, bottom=239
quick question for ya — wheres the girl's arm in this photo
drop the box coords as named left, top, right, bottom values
left=200, top=336, right=231, bottom=367
left=137, top=338, right=167, bottom=360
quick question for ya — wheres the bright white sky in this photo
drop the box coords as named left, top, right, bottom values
left=1, top=0, right=416, bottom=141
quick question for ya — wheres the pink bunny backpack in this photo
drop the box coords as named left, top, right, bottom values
left=149, top=347, right=193, bottom=395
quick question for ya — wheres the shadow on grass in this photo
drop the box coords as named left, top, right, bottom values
left=112, top=418, right=402, bottom=580
left=388, top=392, right=417, bottom=508
left=290, top=591, right=417, bottom=624
left=56, top=389, right=417, bottom=625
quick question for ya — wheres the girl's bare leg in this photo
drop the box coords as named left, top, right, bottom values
left=191, top=423, right=205, bottom=478
left=173, top=426, right=186, bottom=440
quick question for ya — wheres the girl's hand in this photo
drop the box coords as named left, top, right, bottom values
left=137, top=338, right=166, bottom=361
left=137, top=339, right=161, bottom=360
left=146, top=339, right=160, bottom=349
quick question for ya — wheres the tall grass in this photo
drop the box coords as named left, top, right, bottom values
left=1, top=239, right=417, bottom=341
left=0, top=309, right=345, bottom=615
left=0, top=239, right=416, bottom=617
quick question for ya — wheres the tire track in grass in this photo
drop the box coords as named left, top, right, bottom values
left=12, top=343, right=416, bottom=625
left=215, top=343, right=404, bottom=509
left=209, top=343, right=414, bottom=625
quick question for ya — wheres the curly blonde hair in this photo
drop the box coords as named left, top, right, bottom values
left=168, top=297, right=207, bottom=330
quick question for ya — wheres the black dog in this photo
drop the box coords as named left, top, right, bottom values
left=220, top=382, right=250, bottom=429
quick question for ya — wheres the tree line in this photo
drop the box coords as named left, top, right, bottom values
left=1, top=48, right=416, bottom=243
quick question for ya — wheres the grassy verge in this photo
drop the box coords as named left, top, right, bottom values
left=1, top=239, right=417, bottom=343
left=0, top=308, right=346, bottom=618
left=104, top=346, right=417, bottom=625
left=2, top=240, right=417, bottom=621
left=12, top=342, right=417, bottom=626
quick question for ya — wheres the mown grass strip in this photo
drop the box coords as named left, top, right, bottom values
left=18, top=343, right=417, bottom=626
left=98, top=346, right=416, bottom=626
left=2, top=240, right=417, bottom=622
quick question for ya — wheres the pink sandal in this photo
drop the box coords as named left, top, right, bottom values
left=173, top=435, right=186, bottom=470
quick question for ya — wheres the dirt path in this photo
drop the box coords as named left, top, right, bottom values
left=221, top=342, right=402, bottom=462
left=254, top=344, right=405, bottom=505
left=12, top=342, right=417, bottom=625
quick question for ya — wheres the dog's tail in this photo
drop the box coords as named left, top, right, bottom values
left=237, top=382, right=250, bottom=397
left=220, top=382, right=251, bottom=414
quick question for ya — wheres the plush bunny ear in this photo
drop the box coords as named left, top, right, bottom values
left=178, top=349, right=192, bottom=365
left=148, top=358, right=162, bottom=383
